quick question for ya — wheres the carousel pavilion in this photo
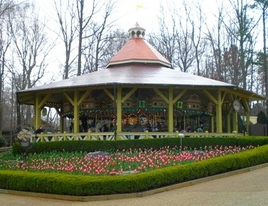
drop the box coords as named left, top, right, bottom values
left=16, top=23, right=264, bottom=139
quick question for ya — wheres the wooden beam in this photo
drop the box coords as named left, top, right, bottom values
left=64, top=92, right=74, bottom=105
left=153, top=88, right=168, bottom=103
left=34, top=93, right=51, bottom=129
left=77, top=90, right=91, bottom=105
left=203, top=90, right=218, bottom=104
left=104, top=89, right=114, bottom=101
left=37, top=93, right=51, bottom=109
left=122, top=87, right=137, bottom=103
left=172, top=89, right=187, bottom=104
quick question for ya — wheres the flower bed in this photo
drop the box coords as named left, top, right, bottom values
left=0, top=144, right=267, bottom=196
left=0, top=145, right=256, bottom=175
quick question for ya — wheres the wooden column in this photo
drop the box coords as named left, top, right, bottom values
left=34, top=94, right=42, bottom=130
left=73, top=90, right=79, bottom=133
left=216, top=90, right=223, bottom=133
left=34, top=93, right=51, bottom=130
left=243, top=98, right=250, bottom=135
left=64, top=90, right=90, bottom=133
left=211, top=116, right=214, bottom=133
left=227, top=114, right=231, bottom=133
left=168, top=88, right=174, bottom=132
left=116, top=87, right=122, bottom=132
left=232, top=112, right=238, bottom=132
left=60, top=114, right=64, bottom=133
left=227, top=104, right=233, bottom=133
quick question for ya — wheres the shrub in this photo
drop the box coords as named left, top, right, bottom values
left=12, top=136, right=268, bottom=155
left=0, top=145, right=268, bottom=196
left=2, top=143, right=268, bottom=196
left=0, top=136, right=7, bottom=147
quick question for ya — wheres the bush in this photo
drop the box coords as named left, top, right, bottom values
left=12, top=136, right=268, bottom=155
left=1, top=144, right=268, bottom=196
left=0, top=136, right=7, bottom=147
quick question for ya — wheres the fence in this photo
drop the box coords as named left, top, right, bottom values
left=31, top=131, right=243, bottom=143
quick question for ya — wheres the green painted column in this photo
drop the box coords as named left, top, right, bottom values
left=244, top=98, right=250, bottom=135
left=227, top=113, right=231, bottom=133
left=34, top=93, right=51, bottom=131
left=60, top=105, right=64, bottom=133
left=60, top=115, right=64, bottom=133
left=216, top=90, right=222, bottom=133
left=116, top=87, right=122, bottom=132
left=73, top=91, right=80, bottom=133
left=211, top=116, right=214, bottom=133
left=246, top=111, right=250, bottom=135
left=168, top=88, right=174, bottom=132
left=34, top=94, right=41, bottom=130
left=234, top=112, right=238, bottom=132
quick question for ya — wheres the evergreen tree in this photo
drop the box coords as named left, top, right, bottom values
left=257, top=111, right=268, bottom=124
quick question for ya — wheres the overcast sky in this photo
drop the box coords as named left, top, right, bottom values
left=112, top=0, right=222, bottom=32
left=35, top=0, right=222, bottom=33
left=33, top=0, right=260, bottom=83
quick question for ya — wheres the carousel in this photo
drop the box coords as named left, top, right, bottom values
left=16, top=23, right=264, bottom=139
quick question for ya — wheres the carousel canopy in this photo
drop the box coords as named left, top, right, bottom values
left=16, top=23, right=265, bottom=105
left=18, top=65, right=236, bottom=91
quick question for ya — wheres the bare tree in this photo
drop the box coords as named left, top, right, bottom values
left=83, top=28, right=128, bottom=73
left=175, top=21, right=195, bottom=72
left=0, top=0, right=15, bottom=17
left=188, top=2, right=207, bottom=75
left=54, top=0, right=77, bottom=79
left=149, top=5, right=177, bottom=69
left=76, top=0, right=96, bottom=76
left=0, top=0, right=17, bottom=136
left=100, top=29, right=128, bottom=67
left=204, top=3, right=228, bottom=81
left=54, top=0, right=115, bottom=78
left=7, top=3, right=53, bottom=125
left=149, top=3, right=196, bottom=71
left=204, top=0, right=257, bottom=90
left=251, top=0, right=268, bottom=115
left=81, top=1, right=115, bottom=73
left=223, top=0, right=257, bottom=89
left=223, top=44, right=242, bottom=85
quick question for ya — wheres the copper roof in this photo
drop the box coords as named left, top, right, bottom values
left=107, top=22, right=170, bottom=68
left=107, top=38, right=171, bottom=68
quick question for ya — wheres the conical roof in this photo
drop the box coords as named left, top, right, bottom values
left=16, top=23, right=265, bottom=105
left=107, top=23, right=171, bottom=68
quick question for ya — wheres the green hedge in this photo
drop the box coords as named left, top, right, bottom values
left=1, top=144, right=268, bottom=196
left=12, top=136, right=268, bottom=155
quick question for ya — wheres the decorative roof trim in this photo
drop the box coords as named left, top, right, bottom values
left=107, top=59, right=171, bottom=68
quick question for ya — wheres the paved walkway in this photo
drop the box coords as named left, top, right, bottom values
left=1, top=164, right=268, bottom=206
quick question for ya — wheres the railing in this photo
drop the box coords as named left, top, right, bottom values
left=31, top=131, right=243, bottom=143
left=0, top=147, right=11, bottom=153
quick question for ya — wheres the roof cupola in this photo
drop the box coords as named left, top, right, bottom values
left=128, top=22, right=145, bottom=38
left=106, top=23, right=171, bottom=68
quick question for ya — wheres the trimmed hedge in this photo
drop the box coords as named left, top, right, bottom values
left=1, top=137, right=268, bottom=196
left=12, top=136, right=268, bottom=155
left=1, top=144, right=268, bottom=196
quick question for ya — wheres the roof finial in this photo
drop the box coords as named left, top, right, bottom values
left=128, top=22, right=145, bottom=38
